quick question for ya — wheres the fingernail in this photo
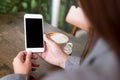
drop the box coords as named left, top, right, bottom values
left=28, top=51, right=32, bottom=54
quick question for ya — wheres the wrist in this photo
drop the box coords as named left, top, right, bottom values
left=59, top=53, right=68, bottom=68
left=14, top=71, right=29, bottom=75
left=14, top=69, right=30, bottom=76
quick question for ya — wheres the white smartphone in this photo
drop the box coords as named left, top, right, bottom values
left=24, top=14, right=44, bottom=53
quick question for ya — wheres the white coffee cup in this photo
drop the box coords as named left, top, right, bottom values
left=48, top=32, right=73, bottom=55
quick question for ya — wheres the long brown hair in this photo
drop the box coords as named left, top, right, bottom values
left=78, top=0, right=120, bottom=60
left=80, top=27, right=98, bottom=62
left=75, top=0, right=98, bottom=61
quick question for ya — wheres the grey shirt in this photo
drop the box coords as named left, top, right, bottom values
left=0, top=39, right=120, bottom=80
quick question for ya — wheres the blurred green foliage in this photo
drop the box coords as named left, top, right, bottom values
left=59, top=0, right=75, bottom=33
left=0, top=0, right=75, bottom=32
left=0, top=0, right=51, bottom=23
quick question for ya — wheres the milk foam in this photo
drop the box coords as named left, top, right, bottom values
left=50, top=35, right=68, bottom=43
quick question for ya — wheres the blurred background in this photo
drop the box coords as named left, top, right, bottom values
left=0, top=0, right=76, bottom=33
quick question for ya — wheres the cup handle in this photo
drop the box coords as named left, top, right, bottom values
left=64, top=42, right=73, bottom=55
left=66, top=42, right=73, bottom=48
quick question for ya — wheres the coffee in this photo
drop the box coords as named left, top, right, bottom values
left=48, top=32, right=73, bottom=55
left=48, top=32, right=69, bottom=44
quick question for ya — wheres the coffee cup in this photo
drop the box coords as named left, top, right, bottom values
left=48, top=32, right=73, bottom=55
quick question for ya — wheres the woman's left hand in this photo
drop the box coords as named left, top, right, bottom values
left=12, top=51, right=39, bottom=75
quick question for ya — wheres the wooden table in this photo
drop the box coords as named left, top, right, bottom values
left=0, top=12, right=86, bottom=79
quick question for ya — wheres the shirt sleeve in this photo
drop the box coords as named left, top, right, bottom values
left=65, top=56, right=81, bottom=71
left=0, top=74, right=28, bottom=80
left=42, top=66, right=109, bottom=80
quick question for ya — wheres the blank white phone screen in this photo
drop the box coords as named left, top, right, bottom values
left=26, top=18, right=43, bottom=48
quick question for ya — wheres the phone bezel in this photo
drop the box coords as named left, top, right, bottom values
left=24, top=14, right=44, bottom=53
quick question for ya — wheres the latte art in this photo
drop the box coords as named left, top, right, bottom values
left=48, top=32, right=69, bottom=44
left=48, top=32, right=73, bottom=55
left=50, top=35, right=68, bottom=43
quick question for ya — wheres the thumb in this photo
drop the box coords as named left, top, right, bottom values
left=25, top=51, right=32, bottom=63
left=44, top=34, right=56, bottom=45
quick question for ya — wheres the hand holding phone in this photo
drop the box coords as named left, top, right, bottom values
left=24, top=14, right=44, bottom=52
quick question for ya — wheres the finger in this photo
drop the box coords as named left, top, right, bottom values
left=38, top=53, right=47, bottom=59
left=32, top=62, right=40, bottom=67
left=15, top=51, right=27, bottom=62
left=38, top=44, right=48, bottom=59
left=32, top=68, right=36, bottom=71
left=16, top=51, right=26, bottom=58
left=32, top=54, right=38, bottom=60
left=44, top=34, right=56, bottom=45
left=25, top=51, right=32, bottom=63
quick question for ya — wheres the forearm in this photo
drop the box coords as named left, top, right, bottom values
left=0, top=74, right=28, bottom=80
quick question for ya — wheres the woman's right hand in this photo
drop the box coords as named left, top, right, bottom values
left=39, top=34, right=68, bottom=68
